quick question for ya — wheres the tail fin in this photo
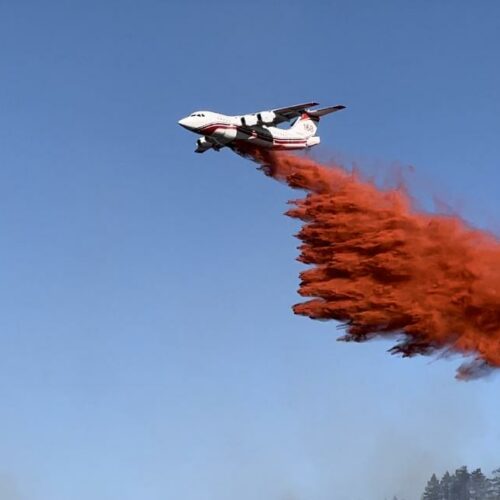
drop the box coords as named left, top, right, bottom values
left=291, top=105, right=346, bottom=137
left=291, top=113, right=319, bottom=137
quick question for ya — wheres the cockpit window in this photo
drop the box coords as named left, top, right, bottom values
left=190, top=113, right=205, bottom=117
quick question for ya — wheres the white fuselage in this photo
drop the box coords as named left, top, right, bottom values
left=178, top=111, right=320, bottom=151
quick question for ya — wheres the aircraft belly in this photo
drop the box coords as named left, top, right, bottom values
left=231, top=127, right=311, bottom=150
left=236, top=127, right=274, bottom=147
left=249, top=136, right=273, bottom=147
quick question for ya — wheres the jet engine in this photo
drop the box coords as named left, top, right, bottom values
left=197, top=137, right=211, bottom=148
left=256, top=111, right=276, bottom=124
left=195, top=136, right=214, bottom=153
left=219, top=127, right=237, bottom=140
left=240, top=114, right=258, bottom=127
left=240, top=111, right=276, bottom=127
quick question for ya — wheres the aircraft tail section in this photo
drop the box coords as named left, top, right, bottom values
left=291, top=105, right=345, bottom=138
left=292, top=113, right=319, bottom=137
left=306, top=136, right=320, bottom=147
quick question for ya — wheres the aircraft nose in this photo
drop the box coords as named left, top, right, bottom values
left=178, top=117, right=193, bottom=130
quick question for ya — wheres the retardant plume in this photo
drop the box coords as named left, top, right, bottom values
left=250, top=148, right=500, bottom=379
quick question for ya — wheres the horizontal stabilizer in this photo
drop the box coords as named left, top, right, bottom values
left=307, top=105, right=346, bottom=119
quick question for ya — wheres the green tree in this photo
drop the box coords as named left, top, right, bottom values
left=470, top=468, right=489, bottom=500
left=451, top=466, right=471, bottom=500
left=422, top=473, right=441, bottom=500
left=440, top=471, right=453, bottom=500
left=488, top=468, right=500, bottom=500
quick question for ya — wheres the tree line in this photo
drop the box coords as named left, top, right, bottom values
left=420, top=466, right=500, bottom=500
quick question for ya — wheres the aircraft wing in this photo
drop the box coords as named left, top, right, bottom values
left=240, top=102, right=326, bottom=127
left=270, top=102, right=319, bottom=125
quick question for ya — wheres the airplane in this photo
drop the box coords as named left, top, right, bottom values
left=177, top=102, right=345, bottom=154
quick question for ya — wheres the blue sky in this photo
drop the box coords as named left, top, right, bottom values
left=1, top=1, right=500, bottom=499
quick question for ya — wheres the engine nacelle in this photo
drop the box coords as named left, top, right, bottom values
left=218, top=127, right=237, bottom=140
left=195, top=136, right=214, bottom=153
left=241, top=111, right=276, bottom=126
left=256, top=111, right=276, bottom=124
left=240, top=114, right=258, bottom=127
left=197, top=137, right=211, bottom=147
